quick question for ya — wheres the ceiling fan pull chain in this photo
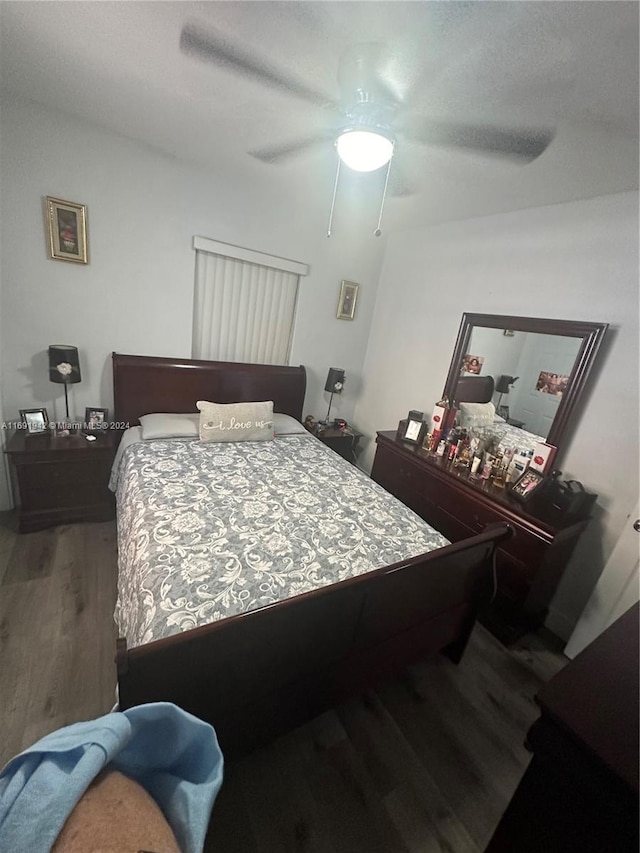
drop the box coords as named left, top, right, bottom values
left=374, top=153, right=393, bottom=237
left=326, top=156, right=342, bottom=238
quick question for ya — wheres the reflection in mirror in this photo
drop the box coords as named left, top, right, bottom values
left=463, top=328, right=582, bottom=439
left=443, top=314, right=609, bottom=463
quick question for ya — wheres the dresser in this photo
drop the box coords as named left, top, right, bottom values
left=371, top=431, right=589, bottom=644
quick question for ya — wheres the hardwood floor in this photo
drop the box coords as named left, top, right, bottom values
left=0, top=516, right=567, bottom=852
left=0, top=515, right=118, bottom=764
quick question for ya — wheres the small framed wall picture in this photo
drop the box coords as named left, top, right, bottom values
left=510, top=468, right=546, bottom=502
left=19, top=408, right=50, bottom=435
left=336, top=280, right=359, bottom=320
left=401, top=410, right=427, bottom=445
left=84, top=407, right=109, bottom=431
left=44, top=196, right=89, bottom=264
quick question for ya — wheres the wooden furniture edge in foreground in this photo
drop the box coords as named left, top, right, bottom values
left=485, top=602, right=639, bottom=852
left=116, top=524, right=512, bottom=758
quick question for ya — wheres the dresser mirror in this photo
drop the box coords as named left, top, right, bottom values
left=442, top=314, right=608, bottom=457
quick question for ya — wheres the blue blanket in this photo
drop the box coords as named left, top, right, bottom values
left=0, top=702, right=224, bottom=853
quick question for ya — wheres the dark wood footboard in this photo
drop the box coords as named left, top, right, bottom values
left=116, top=524, right=511, bottom=757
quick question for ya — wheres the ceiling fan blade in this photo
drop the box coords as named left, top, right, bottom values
left=180, top=22, right=337, bottom=108
left=248, top=134, right=333, bottom=164
left=402, top=119, right=555, bottom=162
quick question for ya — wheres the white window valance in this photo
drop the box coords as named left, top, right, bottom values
left=192, top=237, right=309, bottom=276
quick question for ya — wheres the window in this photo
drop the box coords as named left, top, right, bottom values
left=192, top=237, right=309, bottom=365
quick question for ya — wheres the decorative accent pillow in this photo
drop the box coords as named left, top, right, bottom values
left=273, top=413, right=307, bottom=435
left=139, top=413, right=199, bottom=440
left=458, top=401, right=497, bottom=429
left=196, top=400, right=274, bottom=443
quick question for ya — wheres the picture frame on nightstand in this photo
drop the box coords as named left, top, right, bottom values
left=84, top=407, right=109, bottom=431
left=19, top=408, right=49, bottom=435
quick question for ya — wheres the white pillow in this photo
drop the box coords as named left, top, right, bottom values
left=196, top=400, right=274, bottom=443
left=139, top=412, right=199, bottom=440
left=273, top=413, right=307, bottom=435
left=458, top=401, right=497, bottom=429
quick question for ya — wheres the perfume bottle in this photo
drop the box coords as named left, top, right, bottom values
left=454, top=434, right=472, bottom=468
left=480, top=453, right=494, bottom=480
left=470, top=454, right=482, bottom=478
left=492, top=456, right=508, bottom=488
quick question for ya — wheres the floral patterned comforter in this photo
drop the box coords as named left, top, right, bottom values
left=112, top=433, right=450, bottom=648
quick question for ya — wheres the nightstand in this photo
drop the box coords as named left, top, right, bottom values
left=4, top=429, right=118, bottom=532
left=314, top=425, right=363, bottom=464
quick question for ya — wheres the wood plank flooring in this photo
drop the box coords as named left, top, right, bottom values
left=0, top=516, right=567, bottom=852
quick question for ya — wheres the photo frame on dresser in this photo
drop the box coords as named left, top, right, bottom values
left=511, top=469, right=546, bottom=502
left=399, top=410, right=427, bottom=445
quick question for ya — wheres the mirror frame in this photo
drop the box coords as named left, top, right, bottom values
left=442, top=313, right=609, bottom=452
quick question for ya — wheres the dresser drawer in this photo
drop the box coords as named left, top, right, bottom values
left=371, top=449, right=427, bottom=510
left=434, top=482, right=547, bottom=569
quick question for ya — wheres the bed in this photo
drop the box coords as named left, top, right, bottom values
left=454, top=374, right=547, bottom=453
left=112, top=353, right=512, bottom=757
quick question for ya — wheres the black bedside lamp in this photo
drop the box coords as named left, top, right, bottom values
left=496, top=374, right=518, bottom=413
left=323, top=367, right=345, bottom=425
left=48, top=345, right=81, bottom=421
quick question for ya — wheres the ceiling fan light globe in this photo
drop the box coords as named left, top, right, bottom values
left=336, top=131, right=394, bottom=172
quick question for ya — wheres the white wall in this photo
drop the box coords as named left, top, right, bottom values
left=355, top=191, right=639, bottom=638
left=0, top=94, right=385, bottom=509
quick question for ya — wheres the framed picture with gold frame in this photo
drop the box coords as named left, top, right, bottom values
left=44, top=196, right=89, bottom=264
left=336, top=280, right=359, bottom=320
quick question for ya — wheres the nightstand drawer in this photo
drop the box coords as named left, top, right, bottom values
left=17, top=463, right=112, bottom=510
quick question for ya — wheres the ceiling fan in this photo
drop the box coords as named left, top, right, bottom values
left=180, top=21, right=555, bottom=173
left=180, top=21, right=555, bottom=235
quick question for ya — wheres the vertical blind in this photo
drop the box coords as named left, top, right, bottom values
left=192, top=239, right=308, bottom=365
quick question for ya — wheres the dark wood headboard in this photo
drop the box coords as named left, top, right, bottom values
left=454, top=374, right=495, bottom=404
left=112, top=353, right=307, bottom=427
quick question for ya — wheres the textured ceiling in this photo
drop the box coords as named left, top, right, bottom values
left=1, top=1, right=638, bottom=232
